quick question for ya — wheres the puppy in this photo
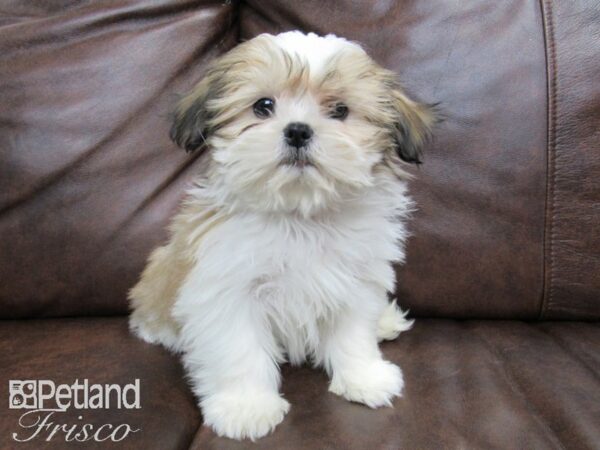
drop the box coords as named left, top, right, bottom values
left=129, top=31, right=435, bottom=440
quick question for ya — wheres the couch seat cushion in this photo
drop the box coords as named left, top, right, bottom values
left=1, top=318, right=598, bottom=449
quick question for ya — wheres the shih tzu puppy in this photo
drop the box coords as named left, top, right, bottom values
left=129, top=31, right=435, bottom=440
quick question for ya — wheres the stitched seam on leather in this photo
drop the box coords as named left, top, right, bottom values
left=539, top=0, right=557, bottom=319
left=468, top=323, right=567, bottom=450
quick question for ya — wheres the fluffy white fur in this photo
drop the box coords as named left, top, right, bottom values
left=129, top=31, right=433, bottom=441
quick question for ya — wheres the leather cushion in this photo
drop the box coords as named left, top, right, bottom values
left=0, top=0, right=235, bottom=318
left=1, top=318, right=598, bottom=449
left=539, top=1, right=600, bottom=319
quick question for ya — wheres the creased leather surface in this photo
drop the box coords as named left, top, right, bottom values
left=540, top=1, right=600, bottom=319
left=0, top=318, right=598, bottom=449
left=0, top=317, right=200, bottom=450
left=240, top=1, right=548, bottom=319
left=0, top=0, right=235, bottom=318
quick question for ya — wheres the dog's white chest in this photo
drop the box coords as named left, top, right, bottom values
left=180, top=179, right=411, bottom=364
left=243, top=210, right=405, bottom=362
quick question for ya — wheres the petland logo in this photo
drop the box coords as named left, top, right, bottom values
left=9, top=379, right=141, bottom=443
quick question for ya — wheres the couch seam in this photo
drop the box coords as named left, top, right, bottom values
left=539, top=0, right=557, bottom=320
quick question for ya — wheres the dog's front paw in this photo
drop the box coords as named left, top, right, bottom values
left=201, top=389, right=290, bottom=441
left=329, top=360, right=404, bottom=408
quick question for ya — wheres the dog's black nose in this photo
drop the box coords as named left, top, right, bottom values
left=284, top=122, right=313, bottom=148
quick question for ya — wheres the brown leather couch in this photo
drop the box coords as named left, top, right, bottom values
left=1, top=1, right=599, bottom=448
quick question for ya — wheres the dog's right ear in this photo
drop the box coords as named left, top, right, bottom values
left=169, top=77, right=215, bottom=153
left=389, top=88, right=437, bottom=166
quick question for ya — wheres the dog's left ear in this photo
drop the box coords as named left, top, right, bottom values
left=170, top=51, right=238, bottom=155
left=389, top=87, right=437, bottom=165
left=169, top=76, right=215, bottom=153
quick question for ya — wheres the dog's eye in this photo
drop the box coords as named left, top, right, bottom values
left=329, top=103, right=349, bottom=120
left=253, top=98, right=275, bottom=118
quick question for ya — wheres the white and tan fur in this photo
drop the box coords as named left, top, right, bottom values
left=129, top=31, right=434, bottom=441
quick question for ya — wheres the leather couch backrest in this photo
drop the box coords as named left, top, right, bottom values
left=1, top=0, right=598, bottom=319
